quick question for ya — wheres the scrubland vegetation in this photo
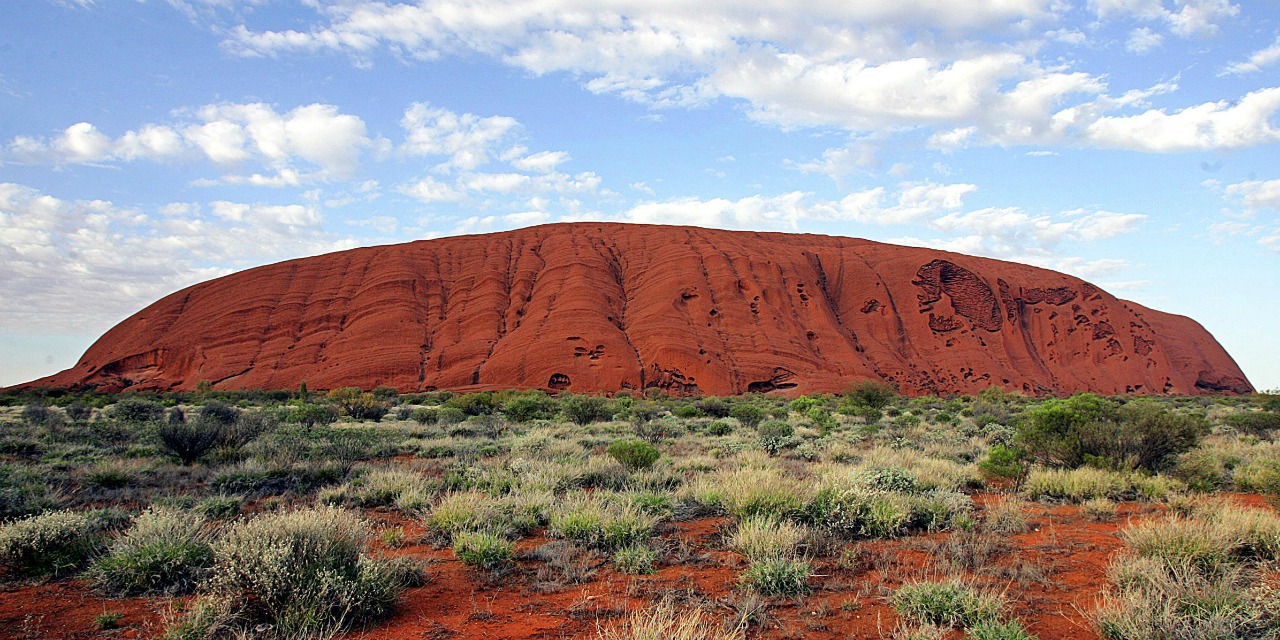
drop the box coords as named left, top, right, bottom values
left=0, top=383, right=1277, bottom=639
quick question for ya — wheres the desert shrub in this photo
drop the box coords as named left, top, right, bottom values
left=845, top=380, right=899, bottom=410
left=548, top=495, right=656, bottom=550
left=612, top=543, right=657, bottom=574
left=436, top=406, right=467, bottom=424
left=1234, top=458, right=1280, bottom=495
left=600, top=602, right=745, bottom=640
left=452, top=530, right=513, bottom=569
left=561, top=394, right=613, bottom=425
left=684, top=466, right=810, bottom=519
left=980, top=496, right=1029, bottom=535
left=446, top=392, right=495, bottom=416
left=705, top=420, right=734, bottom=436
left=92, top=507, right=212, bottom=595
left=194, top=495, right=244, bottom=519
left=757, top=420, right=795, bottom=454
left=1022, top=467, right=1170, bottom=503
left=978, top=445, right=1027, bottom=482
left=0, top=462, right=56, bottom=519
left=966, top=620, right=1038, bottom=640
left=607, top=439, right=661, bottom=470
left=21, top=402, right=56, bottom=426
left=156, top=417, right=221, bottom=465
left=197, top=401, right=240, bottom=427
left=892, top=579, right=1005, bottom=628
left=635, top=416, right=682, bottom=443
left=112, top=398, right=164, bottom=424
left=339, top=468, right=433, bottom=509
left=1081, top=498, right=1117, bottom=522
left=175, top=506, right=408, bottom=638
left=502, top=393, right=557, bottom=422
left=285, top=403, right=338, bottom=430
left=0, top=509, right=103, bottom=577
left=860, top=466, right=920, bottom=493
left=731, top=515, right=809, bottom=561
left=65, top=402, right=92, bottom=421
left=409, top=407, right=438, bottom=425
left=426, top=491, right=494, bottom=538
left=672, top=404, right=701, bottom=419
left=1095, top=504, right=1280, bottom=640
left=730, top=403, right=766, bottom=428
left=1017, top=396, right=1205, bottom=472
left=1222, top=411, right=1280, bottom=438
left=85, top=460, right=137, bottom=488
left=741, top=557, right=811, bottom=595
left=695, top=397, right=731, bottom=418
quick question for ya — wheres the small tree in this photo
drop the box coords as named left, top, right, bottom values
left=844, top=380, right=898, bottom=411
left=607, top=439, right=661, bottom=470
left=729, top=403, right=766, bottom=429
left=156, top=417, right=221, bottom=466
left=561, top=394, right=612, bottom=426
left=287, top=404, right=337, bottom=431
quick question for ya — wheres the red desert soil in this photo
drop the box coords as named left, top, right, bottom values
left=15, top=223, right=1251, bottom=397
left=6, top=496, right=1246, bottom=639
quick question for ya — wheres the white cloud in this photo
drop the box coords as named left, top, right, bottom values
left=0, top=182, right=352, bottom=333
left=511, top=150, right=569, bottom=173
left=3, top=102, right=371, bottom=179
left=401, top=176, right=465, bottom=203
left=206, top=1, right=1275, bottom=155
left=1126, top=27, right=1163, bottom=54
left=1084, top=88, right=1280, bottom=151
left=1221, top=35, right=1280, bottom=75
left=400, top=102, right=520, bottom=172
left=1089, top=0, right=1239, bottom=36
left=1223, top=179, right=1280, bottom=212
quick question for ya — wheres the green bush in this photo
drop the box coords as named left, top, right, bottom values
left=978, top=445, right=1026, bottom=481
left=0, top=510, right=103, bottom=577
left=1017, top=395, right=1205, bottom=472
left=285, top=403, right=338, bottom=430
left=607, top=439, right=661, bottom=470
left=92, top=508, right=212, bottom=595
left=561, top=395, right=613, bottom=425
left=757, top=420, right=794, bottom=454
left=452, top=530, right=514, bottom=569
left=892, top=579, right=1005, bottom=628
left=112, top=398, right=164, bottom=424
left=156, top=417, right=221, bottom=465
left=705, top=420, right=734, bottom=436
left=730, top=403, right=766, bottom=428
left=966, top=620, right=1038, bottom=640
left=844, top=380, right=898, bottom=410
left=1222, top=411, right=1280, bottom=438
left=612, top=543, right=657, bottom=574
left=446, top=392, right=496, bottom=416
left=741, top=557, right=810, bottom=595
left=175, top=506, right=408, bottom=638
left=501, top=393, right=557, bottom=422
left=694, top=397, right=731, bottom=418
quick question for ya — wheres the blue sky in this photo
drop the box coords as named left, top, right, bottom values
left=1, top=0, right=1277, bottom=391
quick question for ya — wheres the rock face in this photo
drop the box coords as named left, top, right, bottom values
left=18, top=223, right=1253, bottom=396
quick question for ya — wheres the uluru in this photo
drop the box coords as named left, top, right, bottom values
left=16, top=223, right=1252, bottom=397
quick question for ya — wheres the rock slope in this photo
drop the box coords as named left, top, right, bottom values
left=18, top=223, right=1252, bottom=396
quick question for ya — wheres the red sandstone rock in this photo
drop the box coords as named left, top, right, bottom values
left=14, top=223, right=1253, bottom=396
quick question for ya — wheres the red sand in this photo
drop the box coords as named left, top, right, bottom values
left=0, top=496, right=1206, bottom=639
left=15, top=223, right=1251, bottom=397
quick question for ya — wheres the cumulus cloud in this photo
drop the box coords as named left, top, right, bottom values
left=1126, top=27, right=1164, bottom=54
left=1221, top=35, right=1280, bottom=75
left=1089, top=0, right=1239, bottom=36
left=1224, top=179, right=1280, bottom=212
left=1084, top=88, right=1280, bottom=151
left=400, top=102, right=520, bottom=172
left=2, top=102, right=371, bottom=182
left=0, top=182, right=353, bottom=333
left=209, top=0, right=1272, bottom=155
left=589, top=182, right=1145, bottom=278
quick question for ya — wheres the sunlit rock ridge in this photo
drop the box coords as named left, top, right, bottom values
left=19, top=223, right=1253, bottom=396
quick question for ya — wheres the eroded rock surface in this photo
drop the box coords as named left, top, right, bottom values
left=16, top=223, right=1253, bottom=396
